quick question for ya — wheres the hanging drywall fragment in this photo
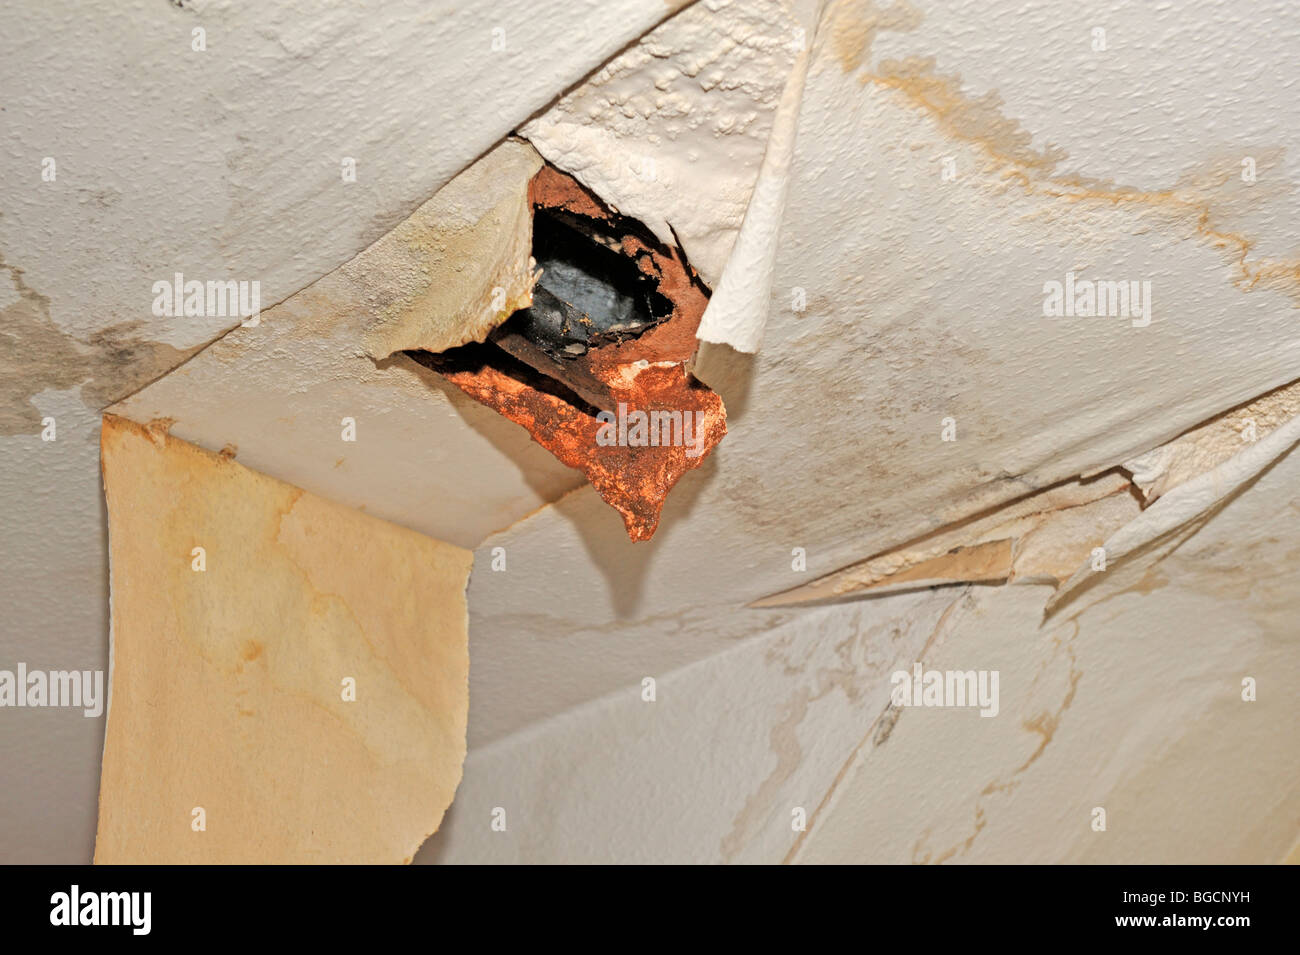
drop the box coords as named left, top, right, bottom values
left=694, top=40, right=813, bottom=352
left=95, top=414, right=471, bottom=864
left=1122, top=376, right=1300, bottom=503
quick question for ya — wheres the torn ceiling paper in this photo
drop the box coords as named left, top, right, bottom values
left=362, top=138, right=544, bottom=359
left=95, top=415, right=471, bottom=864
left=1049, top=410, right=1300, bottom=613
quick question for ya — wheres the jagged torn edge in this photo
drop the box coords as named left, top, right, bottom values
left=694, top=38, right=813, bottom=353
left=1046, top=411, right=1300, bottom=614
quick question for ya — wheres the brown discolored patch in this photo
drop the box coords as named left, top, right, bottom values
left=0, top=257, right=198, bottom=435
left=827, top=0, right=924, bottom=74
left=828, top=2, right=1300, bottom=302
left=827, top=0, right=1065, bottom=179
left=80, top=322, right=200, bottom=414
left=1, top=260, right=89, bottom=433
left=868, top=55, right=1068, bottom=178
left=413, top=164, right=726, bottom=541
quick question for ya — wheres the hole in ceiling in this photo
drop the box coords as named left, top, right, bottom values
left=405, top=160, right=727, bottom=542
left=520, top=207, right=674, bottom=355
left=408, top=339, right=602, bottom=419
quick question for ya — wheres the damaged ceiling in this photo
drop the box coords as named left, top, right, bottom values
left=1, top=0, right=1297, bottom=864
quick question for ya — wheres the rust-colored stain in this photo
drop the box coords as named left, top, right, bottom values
left=528, top=164, right=612, bottom=221
left=824, top=2, right=1300, bottom=305
left=431, top=358, right=724, bottom=541
left=418, top=164, right=727, bottom=541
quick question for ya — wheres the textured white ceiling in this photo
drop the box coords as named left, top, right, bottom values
left=2, top=0, right=1296, bottom=863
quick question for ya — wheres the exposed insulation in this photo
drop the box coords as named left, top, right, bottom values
left=95, top=415, right=471, bottom=864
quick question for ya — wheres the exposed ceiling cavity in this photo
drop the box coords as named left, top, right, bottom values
left=410, top=162, right=727, bottom=541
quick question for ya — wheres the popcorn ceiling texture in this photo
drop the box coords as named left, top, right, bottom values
left=522, top=0, right=803, bottom=288
left=0, top=0, right=1297, bottom=863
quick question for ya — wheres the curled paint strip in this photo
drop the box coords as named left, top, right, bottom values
left=1048, top=412, right=1300, bottom=612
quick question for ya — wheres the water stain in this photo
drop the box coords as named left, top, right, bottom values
left=826, top=0, right=923, bottom=74
left=912, top=624, right=1082, bottom=864
left=824, top=0, right=1300, bottom=302
left=719, top=686, right=811, bottom=861
left=0, top=257, right=196, bottom=435
left=870, top=55, right=1068, bottom=177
